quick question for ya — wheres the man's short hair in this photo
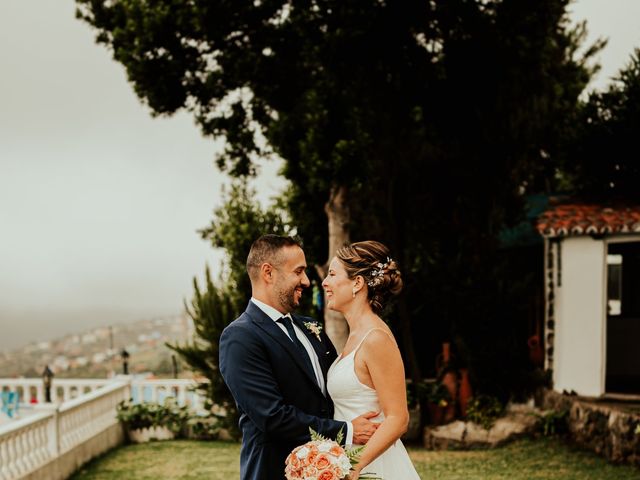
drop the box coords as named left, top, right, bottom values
left=246, top=235, right=301, bottom=280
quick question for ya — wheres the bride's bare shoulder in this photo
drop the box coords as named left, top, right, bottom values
left=361, top=327, right=398, bottom=351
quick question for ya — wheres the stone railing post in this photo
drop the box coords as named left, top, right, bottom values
left=36, top=404, right=60, bottom=458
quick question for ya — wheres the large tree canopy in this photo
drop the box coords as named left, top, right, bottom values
left=567, top=49, right=640, bottom=201
left=77, top=0, right=600, bottom=399
left=76, top=0, right=441, bottom=350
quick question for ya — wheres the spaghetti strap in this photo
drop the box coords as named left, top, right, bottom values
left=353, top=328, right=395, bottom=353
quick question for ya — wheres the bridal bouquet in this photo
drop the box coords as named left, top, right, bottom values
left=284, top=428, right=381, bottom=480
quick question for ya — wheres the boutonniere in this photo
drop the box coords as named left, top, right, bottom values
left=303, top=321, right=323, bottom=341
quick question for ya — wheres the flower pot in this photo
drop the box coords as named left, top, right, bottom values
left=458, top=368, right=472, bottom=417
left=441, top=370, right=457, bottom=422
left=435, top=342, right=452, bottom=373
left=128, top=425, right=175, bottom=443
left=426, top=403, right=444, bottom=425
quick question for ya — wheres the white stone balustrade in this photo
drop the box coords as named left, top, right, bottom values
left=0, top=411, right=53, bottom=480
left=0, top=379, right=110, bottom=405
left=57, top=381, right=127, bottom=454
left=0, top=377, right=208, bottom=479
left=0, top=380, right=128, bottom=480
left=0, top=378, right=206, bottom=409
left=130, top=379, right=206, bottom=411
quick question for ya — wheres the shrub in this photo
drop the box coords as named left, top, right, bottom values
left=116, top=399, right=190, bottom=435
left=187, top=414, right=222, bottom=440
left=534, top=409, right=569, bottom=437
left=466, top=395, right=504, bottom=430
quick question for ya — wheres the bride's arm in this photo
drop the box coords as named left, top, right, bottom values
left=351, top=330, right=409, bottom=476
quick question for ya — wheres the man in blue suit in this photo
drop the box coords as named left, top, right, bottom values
left=219, top=235, right=378, bottom=480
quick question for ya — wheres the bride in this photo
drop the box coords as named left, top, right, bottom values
left=323, top=241, right=421, bottom=479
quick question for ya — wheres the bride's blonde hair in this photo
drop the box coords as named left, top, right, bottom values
left=335, top=240, right=402, bottom=313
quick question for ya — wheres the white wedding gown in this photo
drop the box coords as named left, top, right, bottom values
left=327, top=329, right=421, bottom=479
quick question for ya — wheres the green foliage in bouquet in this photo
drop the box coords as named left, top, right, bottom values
left=308, top=428, right=381, bottom=480
left=309, top=427, right=363, bottom=464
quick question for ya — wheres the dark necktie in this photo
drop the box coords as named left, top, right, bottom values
left=277, top=316, right=316, bottom=381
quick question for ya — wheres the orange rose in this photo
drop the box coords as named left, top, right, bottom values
left=315, top=454, right=332, bottom=470
left=329, top=445, right=344, bottom=457
left=304, top=466, right=319, bottom=477
left=285, top=464, right=302, bottom=480
left=318, top=470, right=337, bottom=480
left=307, top=449, right=319, bottom=465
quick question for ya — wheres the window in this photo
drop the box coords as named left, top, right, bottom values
left=607, top=254, right=622, bottom=316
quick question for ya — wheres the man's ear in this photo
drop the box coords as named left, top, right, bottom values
left=260, top=263, right=274, bottom=284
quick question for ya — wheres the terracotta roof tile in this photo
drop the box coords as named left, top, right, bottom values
left=536, top=204, right=640, bottom=238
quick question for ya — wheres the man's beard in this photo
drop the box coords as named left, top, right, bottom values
left=276, top=283, right=299, bottom=313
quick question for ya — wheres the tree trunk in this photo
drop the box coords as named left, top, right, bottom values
left=316, top=183, right=350, bottom=352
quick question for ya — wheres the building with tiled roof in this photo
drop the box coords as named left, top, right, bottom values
left=537, top=204, right=640, bottom=238
left=536, top=202, right=640, bottom=397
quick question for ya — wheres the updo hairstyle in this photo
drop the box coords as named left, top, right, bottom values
left=335, top=240, right=403, bottom=313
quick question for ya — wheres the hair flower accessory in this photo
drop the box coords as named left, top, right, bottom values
left=303, top=321, right=323, bottom=341
left=367, top=257, right=392, bottom=287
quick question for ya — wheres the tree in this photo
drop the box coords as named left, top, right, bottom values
left=568, top=48, right=640, bottom=201
left=402, top=0, right=602, bottom=399
left=75, top=0, right=441, bottom=352
left=167, top=181, right=289, bottom=438
left=77, top=0, right=599, bottom=401
left=199, top=181, right=293, bottom=311
left=168, top=266, right=240, bottom=438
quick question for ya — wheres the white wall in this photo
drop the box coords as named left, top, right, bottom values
left=553, top=236, right=606, bottom=396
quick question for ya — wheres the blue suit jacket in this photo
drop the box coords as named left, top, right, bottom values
left=219, top=301, right=347, bottom=480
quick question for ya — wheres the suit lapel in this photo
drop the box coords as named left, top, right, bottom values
left=246, top=302, right=323, bottom=394
left=291, top=315, right=334, bottom=380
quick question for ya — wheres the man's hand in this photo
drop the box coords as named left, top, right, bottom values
left=351, top=410, right=380, bottom=444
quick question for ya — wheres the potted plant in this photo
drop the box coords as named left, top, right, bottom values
left=418, top=381, right=451, bottom=426
left=116, top=398, right=190, bottom=443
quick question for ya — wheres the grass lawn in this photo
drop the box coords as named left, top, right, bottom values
left=70, top=438, right=640, bottom=480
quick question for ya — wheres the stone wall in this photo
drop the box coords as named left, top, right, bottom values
left=542, top=390, right=640, bottom=467
left=423, top=403, right=540, bottom=450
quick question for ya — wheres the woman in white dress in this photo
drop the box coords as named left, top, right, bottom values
left=323, top=241, right=421, bottom=479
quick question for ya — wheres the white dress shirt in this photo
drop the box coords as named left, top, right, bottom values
left=250, top=298, right=354, bottom=444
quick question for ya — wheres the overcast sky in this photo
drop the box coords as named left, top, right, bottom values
left=1, top=0, right=639, bottom=351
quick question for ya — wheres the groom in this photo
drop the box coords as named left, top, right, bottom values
left=219, top=235, right=378, bottom=480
